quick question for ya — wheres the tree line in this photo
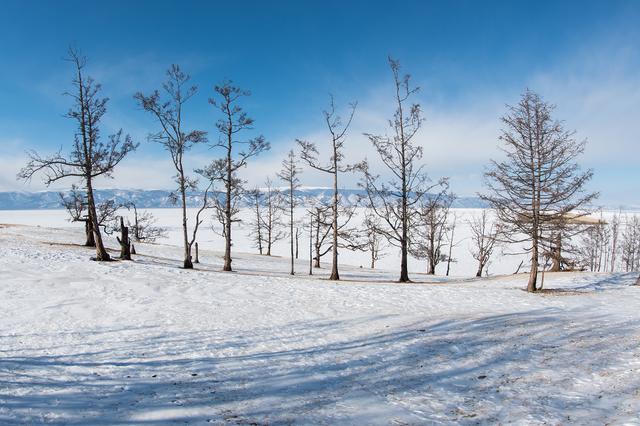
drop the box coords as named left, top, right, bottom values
left=19, top=48, right=639, bottom=291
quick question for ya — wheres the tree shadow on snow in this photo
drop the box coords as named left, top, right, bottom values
left=1, top=309, right=639, bottom=424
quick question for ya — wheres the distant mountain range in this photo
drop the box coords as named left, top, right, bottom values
left=0, top=188, right=490, bottom=210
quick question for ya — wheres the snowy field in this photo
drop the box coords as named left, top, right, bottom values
left=1, top=211, right=640, bottom=424
left=0, top=208, right=530, bottom=277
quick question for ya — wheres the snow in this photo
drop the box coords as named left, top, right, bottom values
left=1, top=214, right=640, bottom=424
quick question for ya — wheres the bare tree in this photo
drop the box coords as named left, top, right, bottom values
left=578, top=217, right=610, bottom=272
left=298, top=95, right=357, bottom=281
left=261, top=178, right=285, bottom=256
left=412, top=192, right=454, bottom=275
left=609, top=212, right=621, bottom=272
left=481, top=90, right=598, bottom=292
left=208, top=80, right=270, bottom=271
left=620, top=215, right=640, bottom=272
left=124, top=202, right=167, bottom=243
left=246, top=188, right=265, bottom=254
left=20, top=48, right=137, bottom=261
left=307, top=197, right=364, bottom=269
left=363, top=210, right=386, bottom=269
left=468, top=209, right=501, bottom=277
left=360, top=57, right=446, bottom=282
left=59, top=185, right=120, bottom=247
left=278, top=150, right=302, bottom=275
left=308, top=200, right=334, bottom=268
left=445, top=212, right=458, bottom=276
left=134, top=64, right=207, bottom=269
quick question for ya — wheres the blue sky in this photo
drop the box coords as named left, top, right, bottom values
left=1, top=0, right=639, bottom=206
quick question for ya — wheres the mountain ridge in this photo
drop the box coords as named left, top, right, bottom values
left=0, top=188, right=489, bottom=210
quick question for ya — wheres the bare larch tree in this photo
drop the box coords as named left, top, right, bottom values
left=468, top=209, right=501, bottom=277
left=278, top=149, right=302, bottom=275
left=20, top=48, right=137, bottom=261
left=609, top=212, right=621, bottom=272
left=208, top=80, right=270, bottom=271
left=298, top=95, right=357, bottom=281
left=360, top=58, right=446, bottom=282
left=261, top=178, right=285, bottom=256
left=134, top=64, right=208, bottom=269
left=445, top=212, right=458, bottom=276
left=481, top=90, right=598, bottom=292
left=412, top=192, right=454, bottom=275
left=308, top=200, right=334, bottom=268
left=363, top=209, right=386, bottom=269
left=246, top=188, right=265, bottom=254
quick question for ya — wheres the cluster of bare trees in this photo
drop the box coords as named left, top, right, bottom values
left=135, top=69, right=270, bottom=271
left=24, top=50, right=625, bottom=290
left=575, top=213, right=640, bottom=277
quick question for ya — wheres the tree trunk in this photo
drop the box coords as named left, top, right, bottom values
left=549, top=233, right=561, bottom=272
left=86, top=178, right=110, bottom=261
left=427, top=261, right=435, bottom=275
left=267, top=231, right=272, bottom=256
left=329, top=158, right=339, bottom=280
left=131, top=244, right=136, bottom=255
left=446, top=222, right=455, bottom=276
left=84, top=220, right=95, bottom=247
left=309, top=215, right=313, bottom=276
left=179, top=167, right=193, bottom=269
left=635, top=274, right=640, bottom=286
left=194, top=242, right=199, bottom=264
left=223, top=138, right=233, bottom=272
left=400, top=237, right=409, bottom=282
left=289, top=192, right=294, bottom=275
left=117, top=216, right=131, bottom=260
left=476, top=263, right=483, bottom=278
left=527, top=243, right=539, bottom=292
left=295, top=228, right=299, bottom=259
left=314, top=246, right=321, bottom=268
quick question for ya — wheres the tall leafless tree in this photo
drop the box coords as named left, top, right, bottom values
left=609, top=212, right=621, bottom=273
left=278, top=149, right=302, bottom=274
left=360, top=58, right=446, bottom=282
left=246, top=188, right=265, bottom=254
left=468, top=209, right=501, bottom=277
left=363, top=210, right=386, bottom=269
left=261, top=178, right=285, bottom=256
left=481, top=90, right=598, bottom=292
left=134, top=64, right=207, bottom=269
left=20, top=48, right=137, bottom=261
left=445, top=212, right=458, bottom=276
left=298, top=96, right=357, bottom=281
left=412, top=192, right=454, bottom=275
left=208, top=80, right=270, bottom=271
left=308, top=200, right=334, bottom=268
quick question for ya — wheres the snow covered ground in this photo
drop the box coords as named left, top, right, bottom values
left=1, top=218, right=639, bottom=424
left=0, top=208, right=529, bottom=277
